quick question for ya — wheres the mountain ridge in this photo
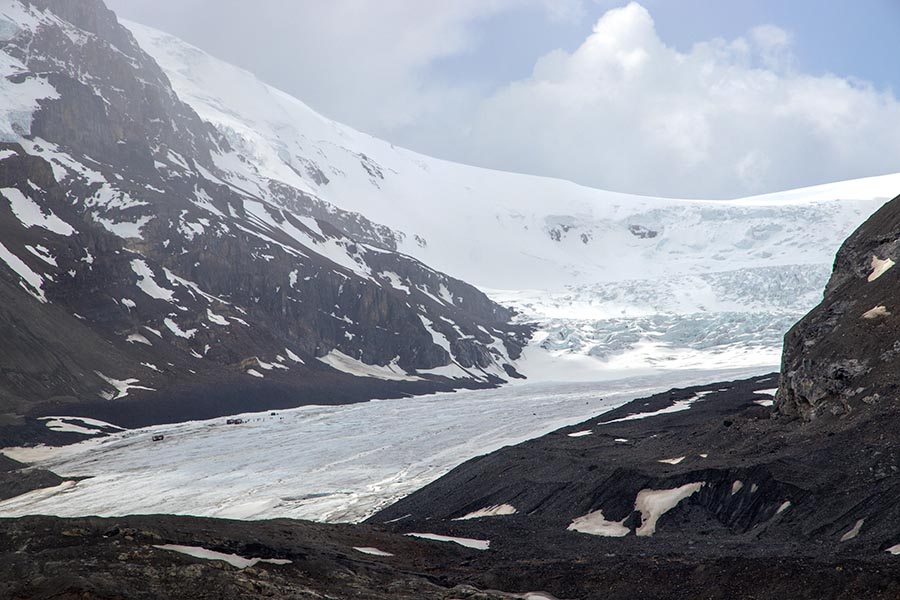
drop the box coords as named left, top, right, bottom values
left=0, top=0, right=529, bottom=439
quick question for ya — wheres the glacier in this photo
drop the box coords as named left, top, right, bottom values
left=0, top=368, right=766, bottom=523
left=125, top=21, right=900, bottom=378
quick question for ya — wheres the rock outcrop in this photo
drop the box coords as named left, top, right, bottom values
left=777, top=193, right=900, bottom=420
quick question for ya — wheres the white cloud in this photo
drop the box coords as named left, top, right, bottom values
left=108, top=0, right=585, bottom=154
left=461, top=2, right=900, bottom=197
left=279, top=0, right=586, bottom=134
left=111, top=0, right=900, bottom=198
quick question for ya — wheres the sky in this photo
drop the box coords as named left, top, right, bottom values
left=106, top=0, right=900, bottom=199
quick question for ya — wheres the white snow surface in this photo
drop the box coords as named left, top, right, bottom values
left=124, top=21, right=900, bottom=377
left=0, top=368, right=762, bottom=523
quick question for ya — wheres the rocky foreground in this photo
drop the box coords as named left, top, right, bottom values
left=6, top=374, right=900, bottom=599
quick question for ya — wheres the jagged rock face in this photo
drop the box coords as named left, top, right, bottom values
left=777, top=193, right=900, bottom=420
left=0, top=0, right=530, bottom=432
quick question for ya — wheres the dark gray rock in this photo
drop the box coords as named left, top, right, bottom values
left=777, top=192, right=900, bottom=420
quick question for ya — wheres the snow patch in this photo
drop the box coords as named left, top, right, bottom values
left=635, top=483, right=704, bottom=536
left=868, top=256, right=895, bottom=282
left=40, top=418, right=102, bottom=436
left=454, top=504, right=517, bottom=520
left=94, top=215, right=151, bottom=239
left=131, top=260, right=175, bottom=301
left=604, top=391, right=714, bottom=424
left=285, top=348, right=304, bottom=363
left=95, top=372, right=155, bottom=400
left=154, top=545, right=291, bottom=569
left=126, top=333, right=152, bottom=346
left=0, top=240, right=46, bottom=302
left=206, top=308, right=229, bottom=326
left=318, top=350, right=421, bottom=381
left=840, top=518, right=864, bottom=542
left=164, top=317, right=196, bottom=339
left=25, top=245, right=57, bottom=266
left=352, top=547, right=394, bottom=557
left=567, top=430, right=593, bottom=437
left=567, top=509, right=629, bottom=537
left=405, top=533, right=489, bottom=550
left=862, top=305, right=890, bottom=319
left=2, top=187, right=74, bottom=235
left=379, top=271, right=411, bottom=294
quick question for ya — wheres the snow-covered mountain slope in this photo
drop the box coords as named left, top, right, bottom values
left=128, top=22, right=900, bottom=377
left=0, top=0, right=530, bottom=433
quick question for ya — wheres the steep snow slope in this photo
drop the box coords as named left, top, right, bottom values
left=128, top=22, right=900, bottom=375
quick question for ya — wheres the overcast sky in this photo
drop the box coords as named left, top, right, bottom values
left=106, top=0, right=900, bottom=199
